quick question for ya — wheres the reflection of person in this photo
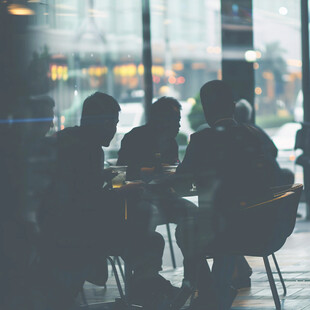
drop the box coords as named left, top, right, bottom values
left=235, top=98, right=294, bottom=186
left=39, top=93, right=176, bottom=310
left=0, top=95, right=56, bottom=310
left=175, top=80, right=276, bottom=310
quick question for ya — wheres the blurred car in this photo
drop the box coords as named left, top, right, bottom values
left=271, top=122, right=302, bottom=171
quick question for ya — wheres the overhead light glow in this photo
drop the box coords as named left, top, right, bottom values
left=279, top=7, right=288, bottom=16
left=8, top=4, right=35, bottom=15
left=245, top=50, right=257, bottom=62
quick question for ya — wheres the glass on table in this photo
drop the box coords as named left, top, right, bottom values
left=108, top=166, right=127, bottom=188
left=162, top=164, right=178, bottom=174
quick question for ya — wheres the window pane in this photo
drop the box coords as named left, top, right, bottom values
left=150, top=0, right=221, bottom=157
left=253, top=0, right=302, bottom=182
left=253, top=0, right=302, bottom=128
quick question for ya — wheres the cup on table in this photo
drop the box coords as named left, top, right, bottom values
left=162, top=164, right=178, bottom=174
left=109, top=166, right=127, bottom=188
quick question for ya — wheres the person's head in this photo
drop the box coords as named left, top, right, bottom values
left=149, top=96, right=181, bottom=138
left=234, top=98, right=253, bottom=124
left=200, top=80, right=235, bottom=127
left=12, top=95, right=55, bottom=141
left=80, top=92, right=120, bottom=146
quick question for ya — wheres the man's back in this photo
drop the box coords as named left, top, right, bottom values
left=177, top=121, right=275, bottom=210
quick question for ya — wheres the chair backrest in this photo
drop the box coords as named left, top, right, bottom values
left=270, top=183, right=303, bottom=236
left=221, top=189, right=301, bottom=257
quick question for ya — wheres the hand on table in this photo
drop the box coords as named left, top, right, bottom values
left=116, top=181, right=145, bottom=199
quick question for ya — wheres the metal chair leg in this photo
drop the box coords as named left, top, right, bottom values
left=263, top=256, right=281, bottom=310
left=124, top=262, right=133, bottom=298
left=107, top=256, right=125, bottom=300
left=166, top=223, right=177, bottom=269
left=115, top=256, right=126, bottom=283
left=272, top=253, right=287, bottom=296
left=80, top=287, right=88, bottom=307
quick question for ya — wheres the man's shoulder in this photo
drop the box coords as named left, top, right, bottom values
left=56, top=127, right=81, bottom=150
left=189, top=128, right=214, bottom=143
left=123, top=125, right=149, bottom=140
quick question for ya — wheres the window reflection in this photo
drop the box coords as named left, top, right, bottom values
left=253, top=0, right=302, bottom=128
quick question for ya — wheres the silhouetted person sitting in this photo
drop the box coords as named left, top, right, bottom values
left=117, top=97, right=196, bottom=228
left=38, top=92, right=177, bottom=310
left=117, top=96, right=180, bottom=178
left=235, top=98, right=294, bottom=185
left=174, top=81, right=277, bottom=310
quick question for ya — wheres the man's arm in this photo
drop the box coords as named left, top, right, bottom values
left=117, top=133, right=134, bottom=165
left=173, top=134, right=200, bottom=194
left=176, top=134, right=198, bottom=174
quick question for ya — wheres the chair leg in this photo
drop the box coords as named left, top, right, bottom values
left=166, top=223, right=177, bottom=269
left=115, top=256, right=126, bottom=283
left=107, top=256, right=125, bottom=300
left=124, top=262, right=133, bottom=298
left=263, top=256, right=281, bottom=310
left=80, top=287, right=88, bottom=307
left=272, top=253, right=287, bottom=296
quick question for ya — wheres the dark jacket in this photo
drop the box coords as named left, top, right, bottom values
left=117, top=124, right=179, bottom=180
left=176, top=119, right=277, bottom=211
left=39, top=127, right=120, bottom=256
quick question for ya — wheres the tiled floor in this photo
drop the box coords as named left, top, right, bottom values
left=81, top=203, right=310, bottom=309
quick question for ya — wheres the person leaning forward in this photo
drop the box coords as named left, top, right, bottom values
left=117, top=96, right=197, bottom=230
left=38, top=92, right=177, bottom=310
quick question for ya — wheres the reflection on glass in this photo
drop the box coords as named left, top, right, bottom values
left=253, top=0, right=302, bottom=129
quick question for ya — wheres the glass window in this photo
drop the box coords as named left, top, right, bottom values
left=150, top=0, right=221, bottom=158
left=253, top=0, right=302, bottom=128
left=253, top=0, right=302, bottom=181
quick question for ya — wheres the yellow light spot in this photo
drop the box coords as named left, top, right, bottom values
left=187, top=98, right=196, bottom=105
left=60, top=116, right=65, bottom=123
left=254, top=62, right=259, bottom=69
left=289, top=154, right=296, bottom=161
left=63, top=66, right=68, bottom=80
left=255, top=87, right=262, bottom=95
left=263, top=72, right=274, bottom=80
left=173, top=62, right=184, bottom=71
left=138, top=64, right=144, bottom=75
left=88, top=67, right=95, bottom=76
left=8, top=4, right=35, bottom=15
left=95, top=67, right=101, bottom=77
left=256, top=51, right=262, bottom=59
left=57, top=66, right=63, bottom=80
left=125, top=199, right=127, bottom=220
left=191, top=63, right=206, bottom=70
left=60, top=125, right=65, bottom=130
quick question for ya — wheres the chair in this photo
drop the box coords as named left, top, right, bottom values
left=203, top=183, right=303, bottom=310
left=81, top=256, right=141, bottom=309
